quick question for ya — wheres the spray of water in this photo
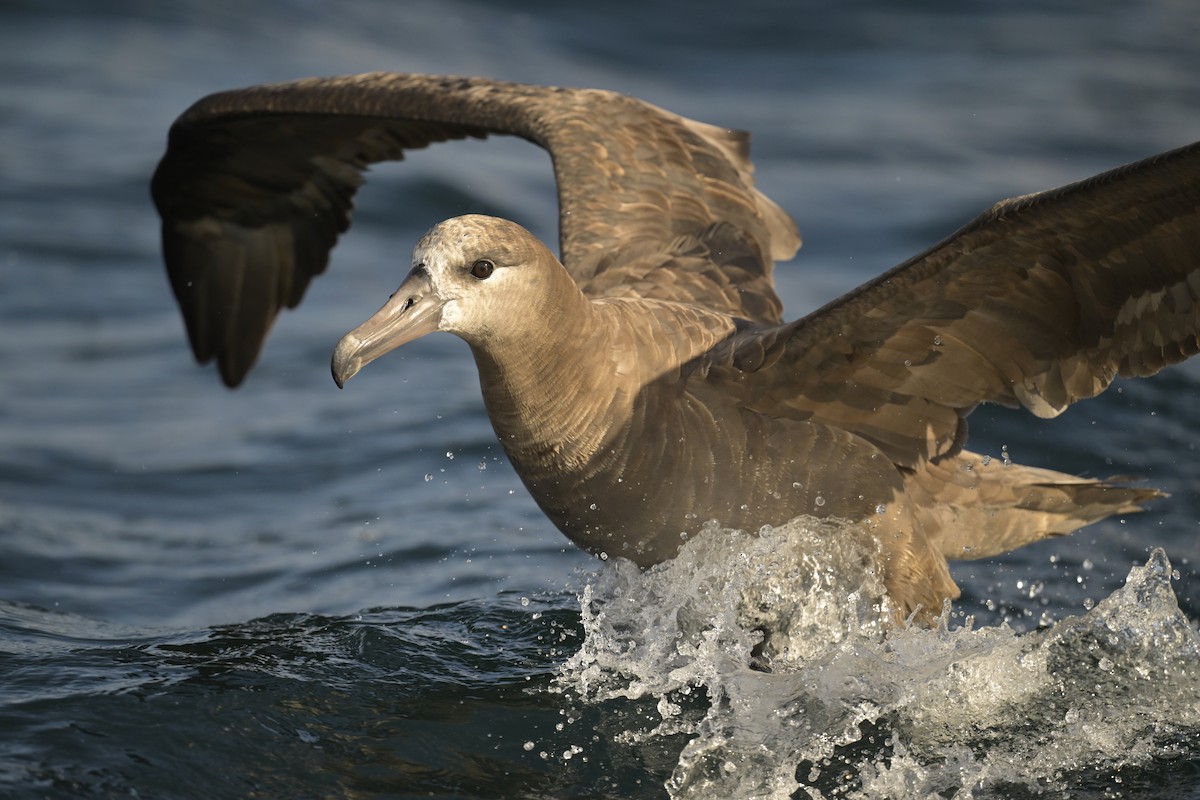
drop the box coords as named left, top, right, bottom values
left=556, top=518, right=1200, bottom=798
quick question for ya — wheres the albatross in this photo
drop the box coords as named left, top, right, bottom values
left=151, top=73, right=1200, bottom=619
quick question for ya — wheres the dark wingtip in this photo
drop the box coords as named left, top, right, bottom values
left=217, top=356, right=249, bottom=389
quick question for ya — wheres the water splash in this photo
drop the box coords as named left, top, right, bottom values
left=556, top=519, right=1200, bottom=799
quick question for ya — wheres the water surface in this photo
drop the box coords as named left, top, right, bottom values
left=2, top=1, right=1199, bottom=796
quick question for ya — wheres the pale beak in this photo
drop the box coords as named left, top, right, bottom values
left=332, top=267, right=443, bottom=388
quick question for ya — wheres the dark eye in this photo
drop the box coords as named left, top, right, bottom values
left=469, top=259, right=495, bottom=280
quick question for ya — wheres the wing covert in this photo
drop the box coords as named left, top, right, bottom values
left=692, top=141, right=1200, bottom=468
left=151, top=73, right=799, bottom=385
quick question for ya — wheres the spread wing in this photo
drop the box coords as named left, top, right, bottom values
left=691, top=141, right=1200, bottom=469
left=150, top=72, right=799, bottom=386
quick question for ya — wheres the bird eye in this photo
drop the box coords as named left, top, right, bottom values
left=469, top=259, right=495, bottom=280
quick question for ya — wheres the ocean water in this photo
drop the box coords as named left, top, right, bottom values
left=2, top=1, right=1199, bottom=797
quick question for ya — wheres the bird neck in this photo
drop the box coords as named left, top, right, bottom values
left=469, top=287, right=623, bottom=475
left=468, top=283, right=740, bottom=486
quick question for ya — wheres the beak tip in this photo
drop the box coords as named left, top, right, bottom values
left=331, top=335, right=362, bottom=389
left=331, top=360, right=358, bottom=389
left=331, top=269, right=440, bottom=388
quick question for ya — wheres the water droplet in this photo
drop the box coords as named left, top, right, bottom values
left=589, top=503, right=597, bottom=510
left=932, top=335, right=942, bottom=346
left=875, top=504, right=887, bottom=515
left=1098, top=656, right=1114, bottom=671
left=791, top=481, right=802, bottom=490
left=519, top=596, right=530, bottom=607
left=981, top=454, right=991, bottom=466
left=423, top=473, right=433, bottom=482
left=478, top=461, right=487, bottom=470
left=445, top=451, right=455, bottom=460
left=1083, top=597, right=1095, bottom=610
left=523, top=741, right=535, bottom=751
left=1082, top=558, right=1094, bottom=571
left=814, top=495, right=826, bottom=507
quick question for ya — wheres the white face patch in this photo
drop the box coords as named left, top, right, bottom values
left=412, top=230, right=501, bottom=337
left=439, top=297, right=465, bottom=330
left=409, top=215, right=539, bottom=341
left=438, top=268, right=520, bottom=337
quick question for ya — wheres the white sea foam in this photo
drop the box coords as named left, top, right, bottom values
left=556, top=518, right=1200, bottom=798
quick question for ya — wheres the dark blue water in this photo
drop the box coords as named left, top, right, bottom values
left=3, top=1, right=1200, bottom=797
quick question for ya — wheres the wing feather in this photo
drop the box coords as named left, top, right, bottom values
left=151, top=73, right=798, bottom=385
left=691, top=141, right=1200, bottom=468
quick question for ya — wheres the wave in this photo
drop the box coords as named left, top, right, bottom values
left=557, top=518, right=1200, bottom=798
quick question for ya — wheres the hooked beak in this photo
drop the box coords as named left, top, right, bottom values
left=332, top=268, right=443, bottom=388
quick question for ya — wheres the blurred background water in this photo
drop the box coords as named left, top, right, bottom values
left=2, top=1, right=1199, bottom=797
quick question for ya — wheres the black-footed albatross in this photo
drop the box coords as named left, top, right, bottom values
left=151, top=73, right=1200, bottom=620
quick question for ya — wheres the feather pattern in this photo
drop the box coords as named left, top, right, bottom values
left=152, top=73, right=1199, bottom=619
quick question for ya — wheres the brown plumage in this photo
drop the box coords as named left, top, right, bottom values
left=151, top=73, right=1200, bottom=619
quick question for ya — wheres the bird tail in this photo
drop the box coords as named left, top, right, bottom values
left=905, top=450, right=1164, bottom=561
